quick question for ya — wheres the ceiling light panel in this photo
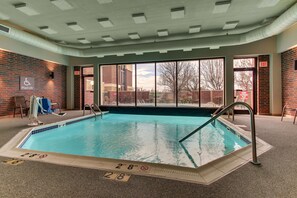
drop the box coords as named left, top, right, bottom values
left=189, top=25, right=201, bottom=34
left=132, top=13, right=147, bottom=24
left=102, top=35, right=114, bottom=42
left=14, top=3, right=39, bottom=16
left=157, top=29, right=169, bottom=37
left=258, top=0, right=280, bottom=8
left=223, top=21, right=239, bottom=30
left=50, top=0, right=73, bottom=10
left=77, top=38, right=91, bottom=44
left=98, top=18, right=114, bottom=27
left=128, top=33, right=140, bottom=40
left=39, top=26, right=57, bottom=34
left=171, top=7, right=185, bottom=19
left=213, top=1, right=231, bottom=13
left=97, top=0, right=112, bottom=4
left=67, top=22, right=83, bottom=31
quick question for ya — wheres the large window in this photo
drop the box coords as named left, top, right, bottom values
left=82, top=67, right=94, bottom=106
left=156, top=62, right=176, bottom=107
left=177, top=61, right=200, bottom=107
left=100, top=65, right=117, bottom=105
left=118, top=64, right=135, bottom=106
left=200, top=59, right=224, bottom=107
left=136, top=63, right=155, bottom=106
left=100, top=58, right=224, bottom=108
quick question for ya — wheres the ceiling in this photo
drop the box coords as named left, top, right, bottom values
left=0, top=0, right=296, bottom=56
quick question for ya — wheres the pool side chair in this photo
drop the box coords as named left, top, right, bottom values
left=13, top=96, right=29, bottom=118
left=281, top=104, right=297, bottom=124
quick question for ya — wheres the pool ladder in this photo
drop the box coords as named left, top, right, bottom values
left=83, top=103, right=103, bottom=120
left=179, top=101, right=261, bottom=166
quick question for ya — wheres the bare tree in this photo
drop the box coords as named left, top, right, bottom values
left=200, top=59, right=224, bottom=90
left=234, top=59, right=254, bottom=90
left=157, top=62, right=199, bottom=93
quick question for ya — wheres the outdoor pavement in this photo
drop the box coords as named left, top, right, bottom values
left=0, top=111, right=296, bottom=198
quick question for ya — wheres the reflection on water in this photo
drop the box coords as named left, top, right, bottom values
left=22, top=114, right=248, bottom=168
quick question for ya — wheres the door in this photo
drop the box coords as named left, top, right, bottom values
left=233, top=58, right=257, bottom=113
left=82, top=67, right=94, bottom=107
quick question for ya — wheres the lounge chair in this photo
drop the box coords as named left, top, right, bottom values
left=13, top=96, right=29, bottom=118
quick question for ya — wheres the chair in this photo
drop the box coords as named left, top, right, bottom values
left=281, top=104, right=297, bottom=124
left=13, top=96, right=29, bottom=118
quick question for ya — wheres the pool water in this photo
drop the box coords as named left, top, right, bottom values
left=21, top=114, right=249, bottom=168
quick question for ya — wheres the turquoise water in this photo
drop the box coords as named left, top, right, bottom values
left=21, top=114, right=249, bottom=168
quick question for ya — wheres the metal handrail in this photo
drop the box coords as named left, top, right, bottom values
left=179, top=101, right=261, bottom=165
left=83, top=104, right=97, bottom=120
left=91, top=103, right=103, bottom=119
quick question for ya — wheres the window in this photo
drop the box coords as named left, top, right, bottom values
left=118, top=64, right=135, bottom=106
left=100, top=58, right=224, bottom=108
left=177, top=61, right=199, bottom=107
left=200, top=59, right=224, bottom=107
left=156, top=62, right=176, bottom=107
left=100, top=65, right=117, bottom=105
left=136, top=63, right=155, bottom=106
left=82, top=67, right=94, bottom=106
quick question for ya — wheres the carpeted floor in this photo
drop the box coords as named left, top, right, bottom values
left=0, top=111, right=296, bottom=198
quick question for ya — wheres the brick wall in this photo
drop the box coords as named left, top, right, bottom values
left=74, top=66, right=82, bottom=109
left=257, top=55, right=270, bottom=115
left=281, top=47, right=297, bottom=115
left=0, top=49, right=67, bottom=117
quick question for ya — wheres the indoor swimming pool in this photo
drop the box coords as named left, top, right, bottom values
left=20, top=113, right=250, bottom=168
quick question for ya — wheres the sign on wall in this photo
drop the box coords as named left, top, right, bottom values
left=20, top=76, right=34, bottom=90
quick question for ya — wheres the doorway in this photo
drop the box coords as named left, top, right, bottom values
left=233, top=58, right=257, bottom=113
left=82, top=67, right=94, bottom=108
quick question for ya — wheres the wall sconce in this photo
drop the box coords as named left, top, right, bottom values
left=49, top=71, right=54, bottom=79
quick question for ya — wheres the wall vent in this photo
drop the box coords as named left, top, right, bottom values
left=0, top=24, right=10, bottom=33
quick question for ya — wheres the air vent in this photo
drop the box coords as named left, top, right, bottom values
left=0, top=24, right=10, bottom=33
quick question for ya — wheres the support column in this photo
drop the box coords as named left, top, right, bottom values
left=66, top=66, right=74, bottom=109
left=94, top=64, right=99, bottom=105
left=225, top=55, right=234, bottom=106
left=270, top=53, right=282, bottom=115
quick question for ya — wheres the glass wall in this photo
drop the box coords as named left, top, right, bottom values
left=100, top=58, right=224, bottom=108
left=156, top=62, right=176, bottom=107
left=200, top=59, right=224, bottom=107
left=136, top=63, right=155, bottom=106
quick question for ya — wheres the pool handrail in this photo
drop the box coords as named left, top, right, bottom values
left=91, top=103, right=103, bottom=119
left=179, top=101, right=261, bottom=165
left=83, top=104, right=98, bottom=120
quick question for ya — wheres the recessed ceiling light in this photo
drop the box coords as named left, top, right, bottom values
left=0, top=11, right=9, bottom=20
left=97, top=55, right=105, bottom=58
left=117, top=54, right=124, bottom=57
left=14, top=3, right=39, bottom=16
left=223, top=21, right=239, bottom=30
left=157, top=29, right=169, bottom=37
left=135, top=52, right=143, bottom=55
left=102, top=35, right=114, bottom=42
left=128, top=33, right=140, bottom=40
left=159, top=50, right=168, bottom=53
left=97, top=0, right=112, bottom=4
left=213, top=1, right=231, bottom=13
left=77, top=38, right=91, bottom=44
left=50, top=0, right=73, bottom=10
left=171, top=7, right=185, bottom=19
left=189, top=25, right=201, bottom=34
left=183, top=48, right=192, bottom=52
left=97, top=18, right=114, bottom=28
left=39, top=26, right=57, bottom=34
left=132, top=13, right=147, bottom=24
left=67, top=22, right=84, bottom=31
left=258, top=0, right=280, bottom=8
